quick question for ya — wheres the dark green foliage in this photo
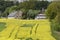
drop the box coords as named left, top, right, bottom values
left=20, top=9, right=29, bottom=19
left=0, top=0, right=19, bottom=17
left=0, top=0, right=50, bottom=19
left=51, top=20, right=60, bottom=32
left=0, top=1, right=14, bottom=17
left=17, top=1, right=50, bottom=19
left=27, top=10, right=40, bottom=19
left=45, top=2, right=57, bottom=20
left=34, top=1, right=50, bottom=10
left=19, top=1, right=50, bottom=10
left=2, top=7, right=10, bottom=17
left=46, top=2, right=60, bottom=20
left=0, top=1, right=14, bottom=12
left=18, top=1, right=35, bottom=10
left=2, top=6, right=17, bottom=17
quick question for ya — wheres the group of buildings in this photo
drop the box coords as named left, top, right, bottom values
left=1, top=0, right=47, bottom=19
left=5, top=0, right=52, bottom=3
left=8, top=8, right=46, bottom=19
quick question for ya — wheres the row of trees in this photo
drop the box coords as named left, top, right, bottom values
left=0, top=0, right=50, bottom=19
left=0, top=0, right=14, bottom=12
left=18, top=1, right=50, bottom=19
left=0, top=0, right=19, bottom=17
left=19, top=1, right=50, bottom=10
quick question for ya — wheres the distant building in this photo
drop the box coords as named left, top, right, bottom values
left=5, top=0, right=24, bottom=3
left=8, top=11, right=23, bottom=19
left=35, top=14, right=46, bottom=20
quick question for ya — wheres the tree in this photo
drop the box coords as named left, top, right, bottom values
left=0, top=1, right=14, bottom=12
left=45, top=2, right=57, bottom=20
left=18, top=0, right=50, bottom=19
left=46, top=2, right=60, bottom=40
left=0, top=0, right=19, bottom=17
left=46, top=1, right=60, bottom=23
left=19, top=1, right=50, bottom=10
left=27, top=9, right=40, bottom=19
left=19, top=1, right=35, bottom=10
left=34, top=1, right=50, bottom=10
left=2, top=7, right=10, bottom=17
left=18, top=1, right=36, bottom=19
left=3, top=5, right=18, bottom=17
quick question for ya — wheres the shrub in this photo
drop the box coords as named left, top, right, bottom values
left=45, top=2, right=60, bottom=21
left=51, top=20, right=60, bottom=40
left=27, top=9, right=40, bottom=19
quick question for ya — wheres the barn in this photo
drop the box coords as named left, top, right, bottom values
left=8, top=11, right=23, bottom=19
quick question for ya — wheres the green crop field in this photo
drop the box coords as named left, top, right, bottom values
left=0, top=19, right=56, bottom=40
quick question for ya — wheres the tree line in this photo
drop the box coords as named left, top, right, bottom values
left=46, top=1, right=60, bottom=40
left=0, top=0, right=50, bottom=19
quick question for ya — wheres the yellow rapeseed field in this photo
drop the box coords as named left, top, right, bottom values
left=0, top=19, right=56, bottom=40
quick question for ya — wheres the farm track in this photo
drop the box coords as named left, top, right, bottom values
left=0, top=19, right=56, bottom=40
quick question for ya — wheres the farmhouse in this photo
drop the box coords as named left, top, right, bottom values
left=8, top=11, right=23, bottom=19
left=35, top=14, right=46, bottom=20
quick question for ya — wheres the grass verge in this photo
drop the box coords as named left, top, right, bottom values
left=51, top=20, right=60, bottom=40
left=0, top=22, right=6, bottom=32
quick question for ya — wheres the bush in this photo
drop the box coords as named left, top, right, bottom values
left=51, top=20, right=60, bottom=40
left=20, top=9, right=28, bottom=19
left=20, top=9, right=40, bottom=19
left=45, top=2, right=60, bottom=21
left=27, top=9, right=40, bottom=19
left=3, top=6, right=18, bottom=17
left=52, top=21, right=60, bottom=32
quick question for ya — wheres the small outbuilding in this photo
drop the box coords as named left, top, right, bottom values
left=35, top=14, right=46, bottom=20
left=8, top=11, right=23, bottom=19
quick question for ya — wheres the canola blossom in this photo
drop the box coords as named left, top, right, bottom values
left=0, top=19, right=56, bottom=40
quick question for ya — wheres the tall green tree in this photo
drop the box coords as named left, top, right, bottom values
left=27, top=9, right=40, bottom=19
left=19, top=0, right=50, bottom=10
left=0, top=0, right=14, bottom=12
left=46, top=1, right=60, bottom=22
